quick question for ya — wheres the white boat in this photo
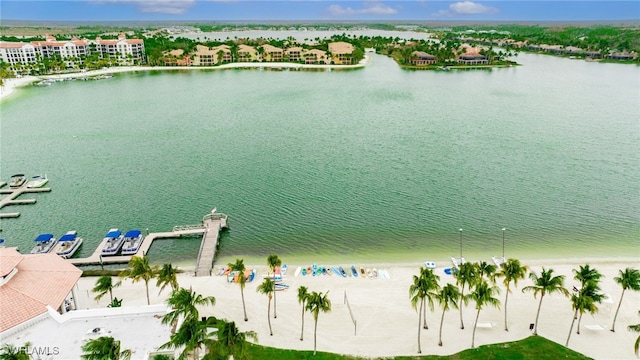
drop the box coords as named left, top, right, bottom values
left=492, top=256, right=506, bottom=267
left=424, top=261, right=437, bottom=269
left=451, top=257, right=466, bottom=270
left=26, top=174, right=49, bottom=188
left=101, top=229, right=124, bottom=256
left=31, top=233, right=57, bottom=254
left=54, top=231, right=83, bottom=259
left=280, top=263, right=288, bottom=275
left=9, top=174, right=26, bottom=188
left=120, top=230, right=143, bottom=255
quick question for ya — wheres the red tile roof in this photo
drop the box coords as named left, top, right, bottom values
left=0, top=249, right=81, bottom=332
left=0, top=248, right=22, bottom=277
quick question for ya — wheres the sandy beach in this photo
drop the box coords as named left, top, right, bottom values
left=74, top=256, right=639, bottom=359
left=0, top=54, right=370, bottom=102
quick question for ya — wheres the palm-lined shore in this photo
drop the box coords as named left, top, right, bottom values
left=69, top=256, right=639, bottom=359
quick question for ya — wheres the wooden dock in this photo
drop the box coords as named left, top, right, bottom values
left=68, top=210, right=228, bottom=276
left=0, top=184, right=51, bottom=218
left=195, top=212, right=229, bottom=276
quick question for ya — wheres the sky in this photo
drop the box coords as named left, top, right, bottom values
left=0, top=1, right=638, bottom=22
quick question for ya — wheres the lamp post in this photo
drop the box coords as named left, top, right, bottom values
left=501, top=228, right=506, bottom=259
left=459, top=228, right=463, bottom=259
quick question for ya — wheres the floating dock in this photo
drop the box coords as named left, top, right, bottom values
left=0, top=183, right=51, bottom=218
left=68, top=210, right=228, bottom=277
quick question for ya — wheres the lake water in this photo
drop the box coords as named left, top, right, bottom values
left=1, top=48, right=638, bottom=267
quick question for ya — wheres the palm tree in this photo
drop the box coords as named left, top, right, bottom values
left=266, top=254, right=282, bottom=318
left=0, top=342, right=31, bottom=360
left=92, top=275, right=121, bottom=303
left=120, top=255, right=157, bottom=305
left=573, top=264, right=602, bottom=288
left=522, top=267, right=569, bottom=335
left=420, top=268, right=441, bottom=330
left=611, top=268, right=640, bottom=332
left=156, top=263, right=179, bottom=295
left=496, top=258, right=529, bottom=331
left=297, top=286, right=309, bottom=341
left=469, top=280, right=500, bottom=348
left=454, top=262, right=477, bottom=329
left=477, top=261, right=497, bottom=283
left=160, top=316, right=210, bottom=360
left=566, top=281, right=605, bottom=346
left=305, top=290, right=332, bottom=355
left=257, top=278, right=275, bottom=336
left=629, top=314, right=640, bottom=357
left=208, top=320, right=257, bottom=359
left=162, top=287, right=216, bottom=328
left=409, top=270, right=426, bottom=354
left=228, top=258, right=249, bottom=321
left=81, top=336, right=131, bottom=360
left=435, top=283, right=461, bottom=346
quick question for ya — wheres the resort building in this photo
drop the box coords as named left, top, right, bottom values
left=409, top=51, right=437, bottom=66
left=286, top=47, right=303, bottom=62
left=238, top=44, right=257, bottom=62
left=303, top=48, right=330, bottom=65
left=0, top=33, right=145, bottom=67
left=457, top=46, right=488, bottom=65
left=0, top=248, right=81, bottom=336
left=606, top=51, right=636, bottom=60
left=261, top=44, right=284, bottom=62
left=163, top=49, right=191, bottom=66
left=328, top=41, right=354, bottom=64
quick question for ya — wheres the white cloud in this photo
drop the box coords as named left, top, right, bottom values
left=327, top=2, right=397, bottom=16
left=90, top=0, right=196, bottom=14
left=432, top=1, right=498, bottom=17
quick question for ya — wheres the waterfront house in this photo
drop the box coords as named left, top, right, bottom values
left=410, top=51, right=437, bottom=66
left=163, top=49, right=191, bottom=66
left=193, top=44, right=231, bottom=65
left=238, top=44, right=257, bottom=62
left=303, top=49, right=329, bottom=64
left=456, top=46, right=488, bottom=65
left=0, top=248, right=81, bottom=335
left=261, top=44, right=284, bottom=62
left=606, top=51, right=636, bottom=60
left=286, top=46, right=303, bottom=62
left=93, top=33, right=145, bottom=65
left=328, top=41, right=354, bottom=64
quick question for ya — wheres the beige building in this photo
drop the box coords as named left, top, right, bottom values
left=192, top=44, right=231, bottom=66
left=328, top=41, right=354, bottom=64
left=238, top=44, right=257, bottom=62
left=286, top=46, right=303, bottom=62
left=410, top=51, right=437, bottom=66
left=261, top=44, right=284, bottom=62
left=303, top=49, right=329, bottom=65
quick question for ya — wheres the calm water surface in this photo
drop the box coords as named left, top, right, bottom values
left=1, top=51, right=638, bottom=266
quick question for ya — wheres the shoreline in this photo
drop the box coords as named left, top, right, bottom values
left=0, top=55, right=370, bottom=102
left=63, top=256, right=640, bottom=359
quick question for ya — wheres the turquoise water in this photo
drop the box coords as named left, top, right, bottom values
left=1, top=51, right=638, bottom=266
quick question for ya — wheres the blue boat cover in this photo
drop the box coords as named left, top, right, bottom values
left=0, top=238, right=5, bottom=244
left=124, top=230, right=141, bottom=238
left=106, top=230, right=121, bottom=238
left=35, top=233, right=54, bottom=242
left=59, top=233, right=77, bottom=241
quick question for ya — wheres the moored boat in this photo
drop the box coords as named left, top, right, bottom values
left=26, top=175, right=49, bottom=188
left=492, top=256, right=506, bottom=267
left=339, top=266, right=348, bottom=277
left=120, top=229, right=143, bottom=255
left=101, top=229, right=124, bottom=256
left=54, top=231, right=83, bottom=259
left=351, top=265, right=358, bottom=277
left=0, top=238, right=4, bottom=248
left=9, top=174, right=26, bottom=188
left=31, top=233, right=57, bottom=254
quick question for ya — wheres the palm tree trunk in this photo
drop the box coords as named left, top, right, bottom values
left=438, top=308, right=446, bottom=346
left=241, top=287, right=248, bottom=321
left=267, top=297, right=273, bottom=336
left=300, top=301, right=305, bottom=341
left=576, top=312, right=583, bottom=334
left=610, top=288, right=625, bottom=332
left=422, top=297, right=428, bottom=329
left=472, top=308, right=481, bottom=348
left=417, top=299, right=423, bottom=354
left=566, top=309, right=578, bottom=346
left=459, top=288, right=465, bottom=329
left=109, top=288, right=113, bottom=303
left=273, top=286, right=277, bottom=319
left=145, top=280, right=150, bottom=305
left=504, top=286, right=510, bottom=331
left=533, top=294, right=544, bottom=335
left=313, top=317, right=318, bottom=355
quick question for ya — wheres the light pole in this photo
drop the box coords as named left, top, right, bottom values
left=501, top=228, right=506, bottom=259
left=459, top=228, right=463, bottom=259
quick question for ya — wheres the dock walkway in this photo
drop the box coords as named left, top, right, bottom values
left=68, top=210, right=228, bottom=276
left=0, top=184, right=51, bottom=218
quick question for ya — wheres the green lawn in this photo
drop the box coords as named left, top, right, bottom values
left=241, top=336, right=592, bottom=360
